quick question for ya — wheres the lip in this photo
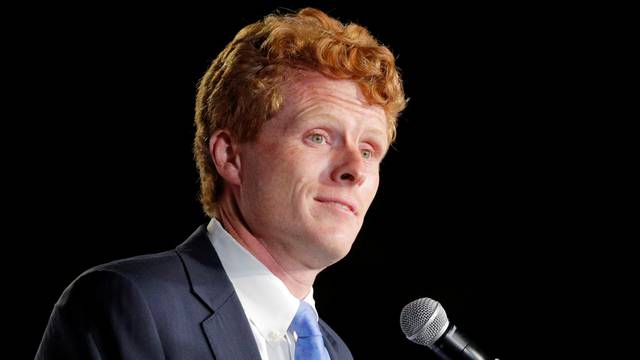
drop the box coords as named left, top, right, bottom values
left=314, top=196, right=358, bottom=216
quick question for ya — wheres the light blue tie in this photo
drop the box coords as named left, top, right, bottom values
left=289, top=301, right=331, bottom=360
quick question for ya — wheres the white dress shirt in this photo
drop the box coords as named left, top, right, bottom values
left=206, top=218, right=319, bottom=360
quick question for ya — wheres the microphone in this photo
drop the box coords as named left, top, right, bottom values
left=399, top=297, right=493, bottom=360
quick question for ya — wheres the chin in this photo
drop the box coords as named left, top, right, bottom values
left=314, top=233, right=356, bottom=263
left=301, top=219, right=360, bottom=263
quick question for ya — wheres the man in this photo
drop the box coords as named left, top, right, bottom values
left=36, top=7, right=406, bottom=359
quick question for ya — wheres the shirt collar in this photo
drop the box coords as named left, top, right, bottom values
left=206, top=218, right=318, bottom=339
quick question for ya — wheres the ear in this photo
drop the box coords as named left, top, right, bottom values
left=209, top=129, right=242, bottom=186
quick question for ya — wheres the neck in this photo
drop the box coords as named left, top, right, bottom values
left=216, top=189, right=320, bottom=299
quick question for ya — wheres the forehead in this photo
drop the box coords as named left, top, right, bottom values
left=274, top=71, right=388, bottom=133
left=286, top=71, right=369, bottom=104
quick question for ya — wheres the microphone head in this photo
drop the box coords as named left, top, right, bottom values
left=400, top=297, right=450, bottom=347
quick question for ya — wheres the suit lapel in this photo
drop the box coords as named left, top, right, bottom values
left=176, top=225, right=262, bottom=360
left=201, top=296, right=262, bottom=360
left=319, top=320, right=340, bottom=359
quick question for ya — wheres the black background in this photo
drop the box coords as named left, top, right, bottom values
left=17, top=1, right=612, bottom=359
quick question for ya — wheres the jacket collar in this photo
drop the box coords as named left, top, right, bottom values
left=175, top=223, right=342, bottom=360
left=175, top=224, right=262, bottom=360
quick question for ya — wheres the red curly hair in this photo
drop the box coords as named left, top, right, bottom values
left=194, top=7, right=407, bottom=217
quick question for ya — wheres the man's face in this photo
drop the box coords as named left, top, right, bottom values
left=236, top=71, right=389, bottom=269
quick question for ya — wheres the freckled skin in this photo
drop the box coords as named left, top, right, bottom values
left=236, top=71, right=388, bottom=270
left=215, top=71, right=389, bottom=297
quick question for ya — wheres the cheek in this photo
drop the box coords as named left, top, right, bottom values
left=251, top=146, right=318, bottom=195
left=363, top=173, right=381, bottom=203
left=281, top=146, right=327, bottom=179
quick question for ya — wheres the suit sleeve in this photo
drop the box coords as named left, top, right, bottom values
left=35, top=269, right=166, bottom=360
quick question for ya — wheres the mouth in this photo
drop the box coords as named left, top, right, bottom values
left=314, top=197, right=357, bottom=216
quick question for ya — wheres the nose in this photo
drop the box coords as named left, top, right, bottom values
left=330, top=145, right=366, bottom=186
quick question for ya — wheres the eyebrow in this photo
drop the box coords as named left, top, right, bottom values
left=295, top=112, right=388, bottom=142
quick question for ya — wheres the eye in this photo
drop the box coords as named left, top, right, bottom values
left=361, top=149, right=374, bottom=159
left=308, top=133, right=327, bottom=145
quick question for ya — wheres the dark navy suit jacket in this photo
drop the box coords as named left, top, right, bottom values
left=36, top=225, right=353, bottom=359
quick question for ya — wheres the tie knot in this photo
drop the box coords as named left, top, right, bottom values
left=289, top=301, right=322, bottom=338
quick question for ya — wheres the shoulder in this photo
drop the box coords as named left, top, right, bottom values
left=88, top=249, right=184, bottom=287
left=56, top=249, right=183, bottom=307
left=38, top=253, right=180, bottom=359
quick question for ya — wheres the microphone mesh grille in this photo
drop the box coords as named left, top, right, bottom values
left=399, top=297, right=449, bottom=347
